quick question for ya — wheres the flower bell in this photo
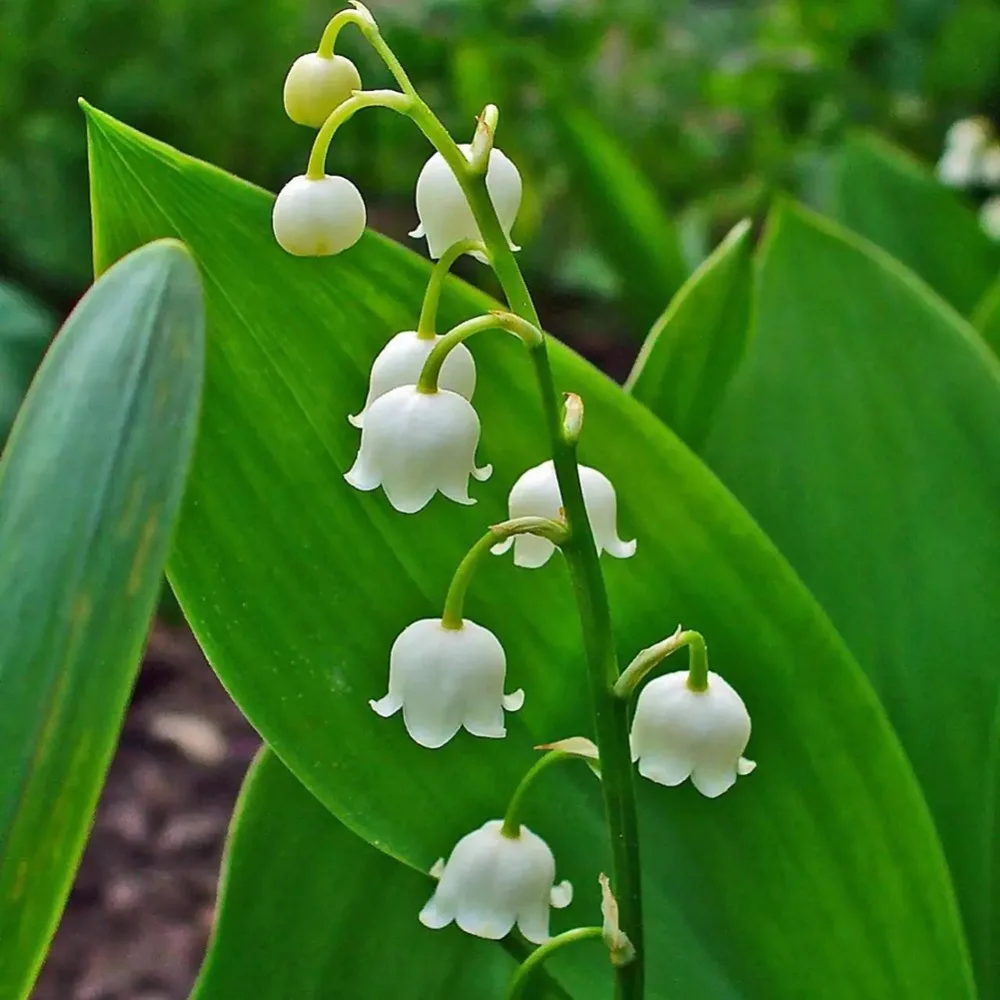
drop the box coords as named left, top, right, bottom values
left=344, top=385, right=491, bottom=513
left=283, top=53, right=362, bottom=128
left=410, top=145, right=522, bottom=260
left=349, top=331, right=476, bottom=428
left=272, top=175, right=366, bottom=256
left=630, top=670, right=755, bottom=798
left=492, top=460, right=635, bottom=568
left=370, top=618, right=523, bottom=748
left=419, top=820, right=573, bottom=943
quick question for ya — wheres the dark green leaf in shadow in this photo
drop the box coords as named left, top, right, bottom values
left=704, top=202, right=1000, bottom=998
left=193, top=748, right=521, bottom=1000
left=625, top=220, right=753, bottom=450
left=546, top=102, right=688, bottom=335
left=85, top=106, right=974, bottom=1000
left=0, top=282, right=54, bottom=446
left=831, top=132, right=1000, bottom=314
left=0, top=240, right=204, bottom=998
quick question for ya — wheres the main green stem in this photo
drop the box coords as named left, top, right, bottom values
left=404, top=101, right=644, bottom=1000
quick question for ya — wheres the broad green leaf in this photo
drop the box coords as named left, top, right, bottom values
left=625, top=220, right=752, bottom=450
left=194, top=748, right=519, bottom=1000
left=546, top=102, right=688, bottom=334
left=831, top=132, right=1000, bottom=314
left=0, top=240, right=203, bottom=998
left=704, top=203, right=1000, bottom=998
left=973, top=273, right=1000, bottom=356
left=0, top=281, right=54, bottom=445
left=86, top=105, right=973, bottom=1000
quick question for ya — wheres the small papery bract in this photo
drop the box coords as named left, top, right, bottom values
left=344, top=385, right=491, bottom=513
left=492, top=459, right=636, bottom=568
left=348, top=331, right=476, bottom=428
left=630, top=669, right=755, bottom=798
left=370, top=618, right=523, bottom=748
left=420, top=820, right=573, bottom=944
left=272, top=175, right=366, bottom=256
left=410, top=144, right=522, bottom=260
left=283, top=53, right=362, bottom=128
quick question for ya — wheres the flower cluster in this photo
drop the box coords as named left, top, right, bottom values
left=936, top=116, right=1000, bottom=241
left=273, top=4, right=756, bottom=980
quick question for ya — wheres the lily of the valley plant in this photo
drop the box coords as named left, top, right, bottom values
left=274, top=5, right=755, bottom=996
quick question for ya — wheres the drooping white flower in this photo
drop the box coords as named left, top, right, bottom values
left=979, top=145, right=1000, bottom=186
left=344, top=385, right=491, bottom=513
left=980, top=195, right=1000, bottom=241
left=283, top=53, right=362, bottom=128
left=491, top=459, right=635, bottom=568
left=937, top=146, right=979, bottom=188
left=420, top=820, right=573, bottom=943
left=410, top=144, right=522, bottom=260
left=945, top=117, right=990, bottom=155
left=370, top=618, right=523, bottom=748
left=272, top=175, right=366, bottom=256
left=349, top=331, right=476, bottom=428
left=630, top=670, right=755, bottom=798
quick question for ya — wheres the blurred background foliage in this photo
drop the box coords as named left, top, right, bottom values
left=2, top=0, right=1000, bottom=353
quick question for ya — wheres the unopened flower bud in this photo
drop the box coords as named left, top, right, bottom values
left=410, top=145, right=521, bottom=260
left=492, top=460, right=635, bottom=568
left=344, top=385, right=491, bottom=513
left=630, top=670, right=755, bottom=798
left=272, top=175, right=366, bottom=256
left=349, top=331, right=476, bottom=428
left=420, top=820, right=572, bottom=943
left=370, top=618, right=523, bottom=748
left=283, top=53, right=362, bottom=128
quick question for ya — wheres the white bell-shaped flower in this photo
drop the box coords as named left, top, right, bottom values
left=420, top=820, right=573, bottom=943
left=283, top=53, right=362, bottom=128
left=630, top=670, right=755, bottom=798
left=370, top=618, right=523, bottom=748
left=349, top=331, right=476, bottom=428
left=410, top=144, right=522, bottom=260
left=945, top=117, right=990, bottom=154
left=272, top=175, right=366, bottom=256
left=979, top=145, right=1000, bottom=186
left=980, top=195, right=1000, bottom=241
left=492, top=459, right=635, bottom=568
left=344, top=385, right=491, bottom=513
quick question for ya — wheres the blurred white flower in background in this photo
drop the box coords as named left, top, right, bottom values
left=979, top=196, right=1000, bottom=242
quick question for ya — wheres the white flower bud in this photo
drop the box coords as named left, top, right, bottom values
left=283, top=53, right=362, bottom=128
left=272, top=175, right=366, bottom=256
left=420, top=820, right=573, bottom=943
left=349, top=331, right=476, bottom=428
left=410, top=144, right=522, bottom=260
left=630, top=670, right=755, bottom=798
left=980, top=195, right=1000, bottom=241
left=491, top=459, right=635, bottom=568
left=344, top=385, right=491, bottom=513
left=370, top=618, right=523, bottom=748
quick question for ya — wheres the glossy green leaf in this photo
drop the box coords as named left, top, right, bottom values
left=0, top=281, right=54, bottom=445
left=972, top=273, right=1000, bottom=356
left=86, top=105, right=973, bottom=999
left=546, top=102, right=688, bottom=334
left=704, top=202, right=1000, bottom=998
left=625, top=220, right=752, bottom=449
left=0, top=240, right=203, bottom=998
left=194, top=748, right=519, bottom=1000
left=831, top=132, right=1000, bottom=313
